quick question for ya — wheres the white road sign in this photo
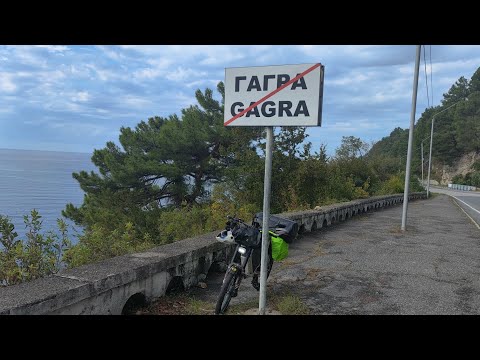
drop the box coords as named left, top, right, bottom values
left=224, top=63, right=324, bottom=127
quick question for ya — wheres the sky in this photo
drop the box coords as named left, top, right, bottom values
left=1, top=45, right=480, bottom=156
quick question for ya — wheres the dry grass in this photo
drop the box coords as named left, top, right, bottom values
left=138, top=293, right=214, bottom=315
left=226, top=293, right=311, bottom=315
left=306, top=267, right=323, bottom=280
left=314, top=244, right=326, bottom=256
left=389, top=225, right=403, bottom=234
left=184, top=297, right=215, bottom=315
left=226, top=298, right=260, bottom=315
left=274, top=294, right=310, bottom=315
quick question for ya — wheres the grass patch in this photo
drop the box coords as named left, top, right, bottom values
left=389, top=225, right=403, bottom=234
left=184, top=297, right=215, bottom=315
left=226, top=294, right=311, bottom=315
left=139, top=294, right=215, bottom=315
left=226, top=298, right=260, bottom=315
left=274, top=294, right=310, bottom=315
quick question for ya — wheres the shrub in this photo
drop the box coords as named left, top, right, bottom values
left=0, top=210, right=70, bottom=287
left=63, top=222, right=153, bottom=268
left=376, top=175, right=404, bottom=195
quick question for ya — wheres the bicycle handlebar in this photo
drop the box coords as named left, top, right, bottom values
left=228, top=214, right=286, bottom=229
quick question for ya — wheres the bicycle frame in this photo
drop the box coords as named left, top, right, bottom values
left=225, top=244, right=254, bottom=280
left=215, top=215, right=268, bottom=314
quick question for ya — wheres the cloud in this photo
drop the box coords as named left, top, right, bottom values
left=165, top=67, right=207, bottom=82
left=1, top=45, right=480, bottom=154
left=330, top=72, right=370, bottom=86
left=185, top=79, right=220, bottom=88
left=0, top=73, right=16, bottom=93
left=84, top=63, right=120, bottom=82
left=133, top=67, right=165, bottom=80
left=71, top=91, right=90, bottom=102
left=34, top=45, right=70, bottom=53
left=95, top=45, right=124, bottom=61
left=0, top=105, right=13, bottom=114
left=120, top=95, right=151, bottom=108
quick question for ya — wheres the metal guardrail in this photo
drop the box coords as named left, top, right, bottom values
left=448, top=183, right=477, bottom=191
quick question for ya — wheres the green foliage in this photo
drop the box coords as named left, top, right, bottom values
left=451, top=174, right=465, bottom=184
left=375, top=173, right=424, bottom=195
left=63, top=84, right=244, bottom=230
left=290, top=148, right=328, bottom=208
left=409, top=176, right=424, bottom=192
left=153, top=190, right=259, bottom=246
left=368, top=127, right=409, bottom=160
left=442, top=76, right=469, bottom=106
left=157, top=206, right=209, bottom=244
left=63, top=222, right=153, bottom=268
left=473, top=160, right=480, bottom=172
left=0, top=210, right=70, bottom=286
left=207, top=184, right=258, bottom=230
left=335, top=136, right=370, bottom=160
left=452, top=172, right=480, bottom=187
left=470, top=172, right=480, bottom=187
left=453, top=91, right=480, bottom=154
left=376, top=175, right=404, bottom=195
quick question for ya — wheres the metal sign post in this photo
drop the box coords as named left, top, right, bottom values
left=259, top=126, right=273, bottom=315
left=224, top=63, right=324, bottom=314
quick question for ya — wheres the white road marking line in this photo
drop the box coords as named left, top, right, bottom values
left=451, top=195, right=480, bottom=215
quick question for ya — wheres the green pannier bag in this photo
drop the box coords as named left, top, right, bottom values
left=269, top=231, right=289, bottom=261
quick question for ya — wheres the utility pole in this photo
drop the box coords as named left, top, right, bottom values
left=401, top=45, right=421, bottom=232
left=426, top=116, right=435, bottom=197
left=421, top=141, right=424, bottom=186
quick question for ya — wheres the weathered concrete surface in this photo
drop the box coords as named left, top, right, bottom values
left=0, top=231, right=233, bottom=315
left=184, top=194, right=480, bottom=314
left=0, top=192, right=425, bottom=315
left=0, top=276, right=89, bottom=315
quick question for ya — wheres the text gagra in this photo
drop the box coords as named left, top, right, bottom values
left=231, top=74, right=310, bottom=118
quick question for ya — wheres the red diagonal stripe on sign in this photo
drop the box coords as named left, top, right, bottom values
left=224, top=63, right=321, bottom=126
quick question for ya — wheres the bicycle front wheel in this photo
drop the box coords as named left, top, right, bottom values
left=215, top=271, right=238, bottom=315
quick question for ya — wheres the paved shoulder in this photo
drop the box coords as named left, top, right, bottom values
left=431, top=187, right=480, bottom=228
left=270, top=194, right=480, bottom=314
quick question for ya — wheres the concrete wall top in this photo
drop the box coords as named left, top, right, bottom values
left=0, top=231, right=223, bottom=314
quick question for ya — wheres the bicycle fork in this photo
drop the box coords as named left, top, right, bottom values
left=223, top=245, right=253, bottom=291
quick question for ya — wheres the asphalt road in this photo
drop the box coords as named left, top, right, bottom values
left=430, top=186, right=480, bottom=228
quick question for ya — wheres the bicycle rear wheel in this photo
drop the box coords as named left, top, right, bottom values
left=215, top=271, right=238, bottom=315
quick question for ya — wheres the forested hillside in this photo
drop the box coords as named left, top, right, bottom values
left=368, top=67, right=480, bottom=186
